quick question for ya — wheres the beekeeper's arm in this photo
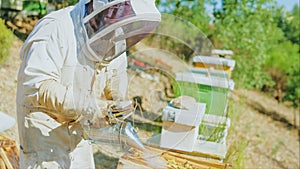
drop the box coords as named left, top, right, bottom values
left=20, top=18, right=81, bottom=122
left=100, top=53, right=132, bottom=122
left=104, top=52, right=128, bottom=101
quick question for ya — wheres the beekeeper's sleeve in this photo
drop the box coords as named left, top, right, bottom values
left=19, top=18, right=77, bottom=121
left=104, top=52, right=128, bottom=101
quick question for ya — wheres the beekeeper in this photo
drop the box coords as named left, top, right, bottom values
left=16, top=0, right=161, bottom=168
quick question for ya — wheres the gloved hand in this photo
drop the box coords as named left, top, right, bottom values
left=80, top=94, right=109, bottom=129
left=38, top=80, right=110, bottom=128
left=81, top=100, right=133, bottom=141
left=38, top=79, right=79, bottom=122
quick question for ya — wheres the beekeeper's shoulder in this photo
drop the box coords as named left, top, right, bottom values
left=27, top=6, right=74, bottom=43
left=20, top=7, right=75, bottom=61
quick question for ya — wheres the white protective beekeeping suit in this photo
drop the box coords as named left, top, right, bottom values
left=16, top=0, right=160, bottom=168
left=17, top=1, right=125, bottom=169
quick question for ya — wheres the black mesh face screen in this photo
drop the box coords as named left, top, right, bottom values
left=84, top=1, right=135, bottom=39
left=83, top=0, right=161, bottom=62
left=89, top=20, right=159, bottom=62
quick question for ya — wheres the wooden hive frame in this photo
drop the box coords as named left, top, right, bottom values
left=0, top=135, right=19, bottom=169
left=117, top=145, right=231, bottom=169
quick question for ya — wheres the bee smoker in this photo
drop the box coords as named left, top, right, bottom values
left=84, top=121, right=145, bottom=151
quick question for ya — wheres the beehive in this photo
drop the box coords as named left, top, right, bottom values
left=160, top=103, right=206, bottom=152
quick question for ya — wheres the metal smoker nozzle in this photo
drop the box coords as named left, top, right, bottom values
left=85, top=121, right=145, bottom=151
left=119, top=122, right=145, bottom=150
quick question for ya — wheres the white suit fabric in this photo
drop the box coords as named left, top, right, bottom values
left=16, top=0, right=128, bottom=168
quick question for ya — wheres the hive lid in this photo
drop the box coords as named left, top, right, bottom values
left=212, top=49, right=234, bottom=56
left=176, top=72, right=233, bottom=89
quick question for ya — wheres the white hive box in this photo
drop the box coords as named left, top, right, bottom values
left=192, top=55, right=236, bottom=71
left=160, top=103, right=206, bottom=152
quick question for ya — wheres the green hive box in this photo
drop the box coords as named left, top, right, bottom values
left=174, top=72, right=234, bottom=116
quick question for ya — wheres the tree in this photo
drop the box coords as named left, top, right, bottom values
left=274, top=4, right=300, bottom=106
left=276, top=4, right=300, bottom=45
left=212, top=0, right=284, bottom=89
left=156, top=0, right=211, bottom=35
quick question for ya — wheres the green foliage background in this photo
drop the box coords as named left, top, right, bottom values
left=0, top=19, right=13, bottom=63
